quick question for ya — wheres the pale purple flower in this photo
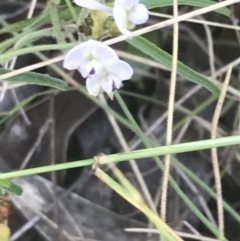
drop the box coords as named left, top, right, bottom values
left=74, top=0, right=149, bottom=35
left=63, top=40, right=133, bottom=96
left=86, top=60, right=133, bottom=96
left=63, top=40, right=119, bottom=78
left=113, top=0, right=149, bottom=34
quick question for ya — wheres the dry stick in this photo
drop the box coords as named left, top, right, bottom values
left=211, top=66, right=232, bottom=236
left=160, top=0, right=179, bottom=222
left=115, top=49, right=168, bottom=71
left=57, top=201, right=86, bottom=240
left=230, top=5, right=240, bottom=44
left=48, top=95, right=64, bottom=241
left=98, top=94, right=158, bottom=214
left=183, top=221, right=202, bottom=237
left=0, top=0, right=239, bottom=81
left=0, top=83, right=26, bottom=91
left=20, top=119, right=51, bottom=169
left=12, top=197, right=75, bottom=241
left=149, top=12, right=240, bottom=31
left=173, top=163, right=217, bottom=227
left=199, top=16, right=216, bottom=77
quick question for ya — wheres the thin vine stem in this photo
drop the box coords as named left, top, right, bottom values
left=160, top=0, right=179, bottom=222
left=211, top=66, right=232, bottom=237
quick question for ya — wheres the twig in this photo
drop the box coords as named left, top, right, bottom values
left=48, top=95, right=64, bottom=240
left=211, top=66, right=233, bottom=236
left=149, top=12, right=240, bottom=31
left=20, top=119, right=51, bottom=169
left=198, top=16, right=216, bottom=77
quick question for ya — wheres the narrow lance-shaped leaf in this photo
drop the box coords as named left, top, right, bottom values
left=0, top=177, right=23, bottom=196
left=141, top=0, right=231, bottom=17
left=0, top=69, right=67, bottom=91
left=127, top=36, right=220, bottom=96
left=3, top=180, right=23, bottom=196
left=0, top=179, right=10, bottom=188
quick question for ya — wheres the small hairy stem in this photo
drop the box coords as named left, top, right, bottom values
left=160, top=0, right=179, bottom=222
left=65, top=0, right=78, bottom=23
left=211, top=66, right=232, bottom=237
left=50, top=1, right=65, bottom=45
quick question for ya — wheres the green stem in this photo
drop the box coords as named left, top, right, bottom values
left=13, top=29, right=54, bottom=50
left=65, top=0, right=79, bottom=23
left=0, top=31, right=29, bottom=53
left=1, top=135, right=240, bottom=180
left=50, top=3, right=66, bottom=45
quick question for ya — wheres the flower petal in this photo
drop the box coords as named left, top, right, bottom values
left=63, top=40, right=119, bottom=70
left=63, top=41, right=92, bottom=70
left=80, top=59, right=103, bottom=77
left=86, top=75, right=101, bottom=96
left=107, top=60, right=133, bottom=81
left=128, top=4, right=149, bottom=25
left=74, top=0, right=113, bottom=14
left=79, top=60, right=93, bottom=78
left=101, top=76, right=114, bottom=94
left=87, top=40, right=119, bottom=65
left=113, top=1, right=131, bottom=35
left=112, top=75, right=123, bottom=89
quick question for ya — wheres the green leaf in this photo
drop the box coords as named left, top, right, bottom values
left=0, top=69, right=67, bottom=90
left=3, top=180, right=23, bottom=196
left=141, top=0, right=231, bottom=17
left=127, top=36, right=220, bottom=96
left=0, top=179, right=10, bottom=188
left=127, top=31, right=159, bottom=82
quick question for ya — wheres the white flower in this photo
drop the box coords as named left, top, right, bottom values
left=63, top=40, right=133, bottom=96
left=113, top=0, right=149, bottom=34
left=74, top=0, right=149, bottom=35
left=86, top=60, right=133, bottom=96
left=63, top=40, right=119, bottom=77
